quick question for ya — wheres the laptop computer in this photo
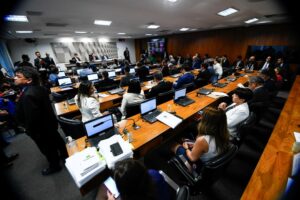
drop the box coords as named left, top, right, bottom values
left=58, top=77, right=73, bottom=88
left=212, top=82, right=227, bottom=88
left=58, top=71, right=66, bottom=77
left=129, top=68, right=135, bottom=74
left=115, top=68, right=121, bottom=73
left=108, top=71, right=116, bottom=79
left=87, top=73, right=99, bottom=83
left=197, top=88, right=213, bottom=95
left=174, top=88, right=195, bottom=106
left=84, top=114, right=118, bottom=147
left=108, top=87, right=125, bottom=95
left=140, top=98, right=161, bottom=123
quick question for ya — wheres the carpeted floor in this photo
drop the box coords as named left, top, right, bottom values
left=1, top=91, right=288, bottom=200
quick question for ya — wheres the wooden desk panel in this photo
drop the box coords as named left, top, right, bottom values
left=242, top=76, right=300, bottom=200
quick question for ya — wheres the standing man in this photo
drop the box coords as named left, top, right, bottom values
left=44, top=53, right=55, bottom=69
left=14, top=67, right=67, bottom=176
left=123, top=47, right=130, bottom=63
left=34, top=51, right=45, bottom=70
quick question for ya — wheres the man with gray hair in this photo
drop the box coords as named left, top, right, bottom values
left=247, top=76, right=270, bottom=106
left=146, top=71, right=173, bottom=99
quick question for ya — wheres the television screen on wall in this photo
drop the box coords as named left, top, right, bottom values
left=246, top=45, right=300, bottom=63
left=147, top=38, right=166, bottom=55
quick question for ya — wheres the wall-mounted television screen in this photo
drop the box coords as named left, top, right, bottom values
left=246, top=45, right=300, bottom=63
left=147, top=38, right=166, bottom=55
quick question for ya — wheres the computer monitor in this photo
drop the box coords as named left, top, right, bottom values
left=57, top=71, right=66, bottom=77
left=84, top=114, right=114, bottom=138
left=140, top=98, right=156, bottom=115
left=108, top=71, right=116, bottom=78
left=87, top=73, right=98, bottom=81
left=76, top=69, right=84, bottom=75
left=174, top=88, right=186, bottom=101
left=129, top=68, right=135, bottom=74
left=58, top=77, right=72, bottom=86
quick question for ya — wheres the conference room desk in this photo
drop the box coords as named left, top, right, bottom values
left=67, top=73, right=253, bottom=195
left=242, top=75, right=300, bottom=200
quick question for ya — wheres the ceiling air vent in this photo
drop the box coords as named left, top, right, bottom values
left=46, top=23, right=68, bottom=27
left=264, top=13, right=288, bottom=19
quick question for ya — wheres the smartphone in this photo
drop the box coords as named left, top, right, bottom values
left=104, top=176, right=120, bottom=198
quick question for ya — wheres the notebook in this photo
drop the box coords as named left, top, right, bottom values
left=83, top=114, right=118, bottom=147
left=87, top=73, right=99, bottom=83
left=108, top=71, right=116, bottom=79
left=58, top=77, right=73, bottom=88
left=58, top=71, right=66, bottom=77
left=140, top=98, right=161, bottom=123
left=174, top=88, right=195, bottom=107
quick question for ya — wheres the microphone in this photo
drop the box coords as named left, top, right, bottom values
left=126, top=118, right=141, bottom=130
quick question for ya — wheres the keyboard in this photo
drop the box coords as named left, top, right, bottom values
left=142, top=109, right=162, bottom=123
left=175, top=97, right=195, bottom=107
left=108, top=88, right=125, bottom=94
left=212, top=83, right=227, bottom=88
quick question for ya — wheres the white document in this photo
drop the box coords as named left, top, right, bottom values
left=294, top=132, right=300, bottom=142
left=98, top=93, right=109, bottom=98
left=104, top=177, right=120, bottom=198
left=156, top=111, right=182, bottom=129
left=292, top=153, right=300, bottom=177
left=207, top=92, right=228, bottom=99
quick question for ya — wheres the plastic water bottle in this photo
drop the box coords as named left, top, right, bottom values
left=66, top=136, right=78, bottom=155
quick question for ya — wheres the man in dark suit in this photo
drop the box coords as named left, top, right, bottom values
left=146, top=72, right=173, bottom=99
left=173, top=64, right=194, bottom=89
left=247, top=76, right=270, bottom=105
left=123, top=47, right=130, bottom=63
left=135, top=62, right=150, bottom=81
left=14, top=67, right=67, bottom=176
left=120, top=66, right=135, bottom=87
left=260, top=56, right=274, bottom=71
left=34, top=51, right=46, bottom=70
left=43, top=53, right=55, bottom=69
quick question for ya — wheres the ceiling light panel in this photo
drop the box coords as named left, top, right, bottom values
left=94, top=20, right=112, bottom=26
left=245, top=18, right=259, bottom=24
left=180, top=28, right=189, bottom=31
left=217, top=8, right=238, bottom=17
left=5, top=15, right=28, bottom=22
left=147, top=25, right=160, bottom=29
left=16, top=30, right=32, bottom=33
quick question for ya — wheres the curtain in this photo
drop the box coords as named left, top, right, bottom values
left=0, top=40, right=14, bottom=77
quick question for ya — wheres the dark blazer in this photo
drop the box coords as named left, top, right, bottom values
left=135, top=66, right=149, bottom=81
left=161, top=66, right=170, bottom=77
left=232, top=60, right=244, bottom=70
left=248, top=86, right=270, bottom=106
left=146, top=81, right=173, bottom=99
left=120, top=74, right=135, bottom=87
left=174, top=72, right=194, bottom=89
left=99, top=78, right=115, bottom=88
left=34, top=58, right=45, bottom=70
left=44, top=57, right=55, bottom=68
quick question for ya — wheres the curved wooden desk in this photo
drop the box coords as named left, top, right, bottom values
left=242, top=76, right=300, bottom=200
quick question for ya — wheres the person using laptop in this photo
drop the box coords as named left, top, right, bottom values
left=79, top=63, right=93, bottom=77
left=172, top=107, right=230, bottom=163
left=213, top=58, right=223, bottom=80
left=119, top=66, right=135, bottom=87
left=120, top=80, right=145, bottom=118
left=146, top=71, right=172, bottom=99
left=99, top=71, right=115, bottom=87
left=75, top=80, right=108, bottom=122
left=218, top=88, right=253, bottom=138
left=135, top=62, right=149, bottom=82
left=48, top=65, right=59, bottom=86
left=173, top=64, right=194, bottom=89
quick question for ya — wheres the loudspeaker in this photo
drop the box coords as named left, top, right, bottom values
left=24, top=38, right=37, bottom=43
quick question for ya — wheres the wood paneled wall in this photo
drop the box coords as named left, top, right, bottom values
left=135, top=24, right=299, bottom=63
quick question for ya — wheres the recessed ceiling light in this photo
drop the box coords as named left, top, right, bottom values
left=75, top=31, right=87, bottom=34
left=58, top=37, right=74, bottom=43
left=98, top=38, right=109, bottom=43
left=16, top=30, right=32, bottom=33
left=118, top=33, right=126, bottom=35
left=147, top=25, right=160, bottom=29
left=80, top=38, right=93, bottom=43
left=180, top=28, right=189, bottom=31
left=257, top=20, right=271, bottom=24
left=168, top=0, right=177, bottom=2
left=217, top=8, right=238, bottom=17
left=5, top=15, right=28, bottom=22
left=94, top=20, right=112, bottom=26
left=245, top=18, right=258, bottom=24
left=145, top=34, right=153, bottom=36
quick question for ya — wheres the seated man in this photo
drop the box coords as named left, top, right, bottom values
left=119, top=66, right=135, bottom=87
left=247, top=76, right=270, bottom=106
left=135, top=62, right=149, bottom=81
left=146, top=72, right=173, bottom=99
left=79, top=63, right=93, bottom=77
left=98, top=71, right=115, bottom=88
left=218, top=88, right=253, bottom=138
left=173, top=64, right=194, bottom=89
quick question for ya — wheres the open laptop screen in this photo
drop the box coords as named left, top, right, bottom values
left=140, top=98, right=156, bottom=115
left=174, top=88, right=186, bottom=101
left=58, top=71, right=66, bottom=77
left=108, top=71, right=116, bottom=78
left=87, top=73, right=98, bottom=81
left=84, top=114, right=114, bottom=137
left=58, top=77, right=72, bottom=86
left=76, top=69, right=83, bottom=75
left=129, top=68, right=135, bottom=74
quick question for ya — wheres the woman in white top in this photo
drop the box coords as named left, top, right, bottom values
left=213, top=58, right=223, bottom=79
left=218, top=87, right=253, bottom=137
left=75, top=81, right=107, bottom=122
left=120, top=79, right=145, bottom=118
left=173, top=107, right=229, bottom=163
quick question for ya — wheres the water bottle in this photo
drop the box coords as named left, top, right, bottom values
left=127, top=132, right=133, bottom=143
left=66, top=136, right=78, bottom=155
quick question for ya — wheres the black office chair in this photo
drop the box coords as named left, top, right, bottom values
left=157, top=90, right=174, bottom=105
left=233, top=112, right=257, bottom=147
left=176, top=185, right=190, bottom=200
left=194, top=77, right=209, bottom=88
left=57, top=116, right=85, bottom=140
left=95, top=83, right=118, bottom=92
left=125, top=103, right=141, bottom=118
left=168, top=144, right=238, bottom=193
left=144, top=74, right=154, bottom=81
left=51, top=92, right=68, bottom=103
left=182, top=82, right=195, bottom=93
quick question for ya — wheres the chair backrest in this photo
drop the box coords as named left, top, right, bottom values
left=95, top=83, right=118, bottom=92
left=51, top=92, right=68, bottom=103
left=234, top=112, right=256, bottom=146
left=176, top=185, right=190, bottom=200
left=57, top=116, right=85, bottom=139
left=125, top=103, right=141, bottom=118
left=182, top=82, right=195, bottom=93
left=157, top=90, right=174, bottom=104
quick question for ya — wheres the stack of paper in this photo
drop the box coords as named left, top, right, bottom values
left=65, top=147, right=106, bottom=188
left=156, top=111, right=182, bottom=129
left=99, top=135, right=133, bottom=169
left=207, top=92, right=228, bottom=99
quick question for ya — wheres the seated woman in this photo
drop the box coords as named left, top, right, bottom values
left=173, top=107, right=230, bottom=163
left=120, top=80, right=145, bottom=118
left=75, top=80, right=108, bottom=122
left=96, top=158, right=170, bottom=200
left=218, top=87, right=253, bottom=138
